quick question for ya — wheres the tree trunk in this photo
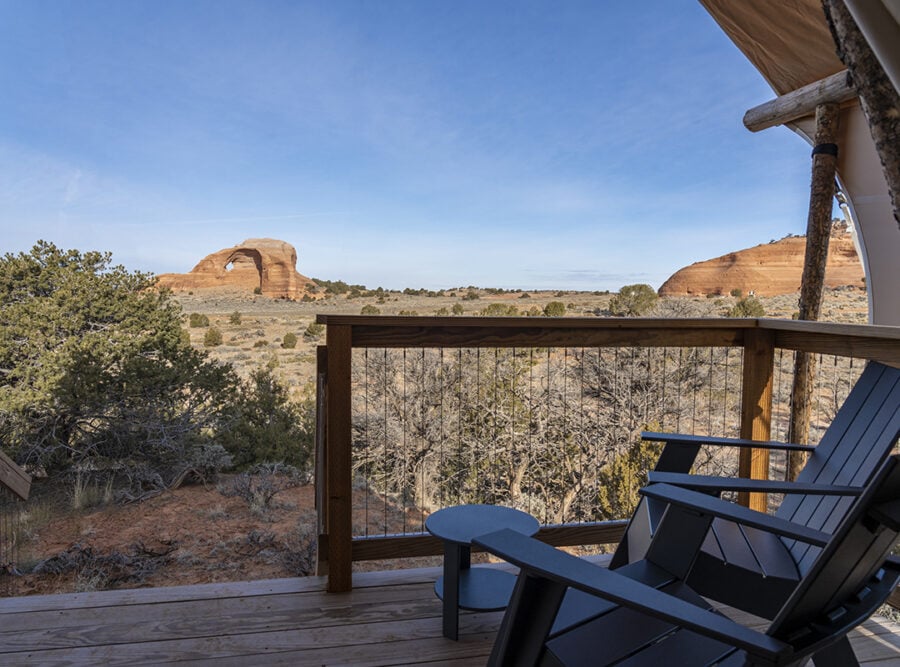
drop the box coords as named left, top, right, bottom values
left=788, top=102, right=840, bottom=480
left=823, top=0, right=900, bottom=229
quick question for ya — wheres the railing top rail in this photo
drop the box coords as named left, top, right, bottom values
left=316, top=316, right=899, bottom=360
left=316, top=315, right=757, bottom=330
left=756, top=318, right=900, bottom=340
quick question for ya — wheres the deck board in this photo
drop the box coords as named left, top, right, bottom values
left=0, top=563, right=897, bottom=666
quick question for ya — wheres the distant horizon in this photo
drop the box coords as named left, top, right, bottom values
left=4, top=2, right=818, bottom=292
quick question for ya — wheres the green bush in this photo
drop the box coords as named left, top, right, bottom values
left=728, top=297, right=766, bottom=318
left=204, top=326, right=223, bottom=347
left=229, top=311, right=242, bottom=325
left=253, top=286, right=262, bottom=295
left=462, top=289, right=480, bottom=301
left=360, top=305, right=381, bottom=315
left=451, top=303, right=465, bottom=315
left=303, top=322, right=325, bottom=339
left=596, top=438, right=665, bottom=520
left=219, top=370, right=315, bottom=471
left=189, top=312, right=210, bottom=327
left=609, top=284, right=658, bottom=316
left=729, top=288, right=743, bottom=298
left=0, top=242, right=237, bottom=492
left=480, top=303, right=519, bottom=317
left=281, top=332, right=298, bottom=349
left=543, top=301, right=566, bottom=317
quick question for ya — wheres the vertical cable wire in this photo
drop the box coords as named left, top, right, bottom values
left=382, top=348, right=388, bottom=535
left=528, top=347, right=534, bottom=516
left=457, top=348, right=463, bottom=506
left=363, top=348, right=369, bottom=537
left=439, top=347, right=444, bottom=509
left=402, top=348, right=408, bottom=533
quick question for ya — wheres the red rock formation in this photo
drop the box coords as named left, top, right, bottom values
left=156, top=238, right=318, bottom=299
left=658, top=227, right=864, bottom=297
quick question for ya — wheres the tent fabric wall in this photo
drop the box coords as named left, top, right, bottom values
left=701, top=0, right=900, bottom=324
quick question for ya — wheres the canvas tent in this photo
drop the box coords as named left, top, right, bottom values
left=701, top=0, right=900, bottom=325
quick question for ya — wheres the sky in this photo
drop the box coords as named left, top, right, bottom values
left=0, top=1, right=818, bottom=291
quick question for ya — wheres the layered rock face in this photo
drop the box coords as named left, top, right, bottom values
left=658, top=227, right=864, bottom=297
left=156, top=239, right=318, bottom=299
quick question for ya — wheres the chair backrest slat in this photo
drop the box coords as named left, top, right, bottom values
left=775, top=363, right=900, bottom=573
left=770, top=455, right=900, bottom=638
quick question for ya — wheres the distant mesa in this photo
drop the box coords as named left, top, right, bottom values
left=156, top=238, right=319, bottom=299
left=658, top=223, right=864, bottom=297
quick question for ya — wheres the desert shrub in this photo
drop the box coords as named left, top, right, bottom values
left=462, top=289, right=480, bottom=300
left=189, top=312, right=209, bottom=327
left=282, top=332, right=298, bottom=349
left=398, top=309, right=418, bottom=316
left=543, top=301, right=566, bottom=317
left=219, top=369, right=315, bottom=470
left=0, top=242, right=239, bottom=493
left=519, top=292, right=531, bottom=299
left=729, top=288, right=743, bottom=298
left=728, top=297, right=766, bottom=318
left=219, top=462, right=306, bottom=514
left=480, top=303, right=519, bottom=317
left=595, top=438, right=665, bottom=520
left=253, top=286, right=262, bottom=295
left=301, top=294, right=315, bottom=302
left=303, top=322, right=325, bottom=339
left=434, top=307, right=450, bottom=316
left=526, top=305, right=543, bottom=316
left=360, top=305, right=381, bottom=315
left=229, top=311, right=242, bottom=325
left=204, top=326, right=223, bottom=347
left=253, top=339, right=269, bottom=348
left=451, top=303, right=465, bottom=315
left=609, top=284, right=658, bottom=316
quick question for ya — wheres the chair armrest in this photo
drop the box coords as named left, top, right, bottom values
left=474, top=528, right=793, bottom=662
left=640, top=483, right=830, bottom=546
left=642, top=431, right=815, bottom=452
left=647, top=471, right=863, bottom=497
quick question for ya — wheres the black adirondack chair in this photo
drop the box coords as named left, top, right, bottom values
left=475, top=453, right=900, bottom=667
left=611, top=360, right=900, bottom=618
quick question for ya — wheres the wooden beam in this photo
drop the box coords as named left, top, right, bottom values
left=788, top=102, right=841, bottom=481
left=350, top=521, right=629, bottom=561
left=738, top=328, right=774, bottom=512
left=0, top=449, right=31, bottom=501
left=743, top=70, right=855, bottom=132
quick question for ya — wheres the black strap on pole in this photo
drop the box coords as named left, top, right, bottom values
left=812, top=143, right=839, bottom=157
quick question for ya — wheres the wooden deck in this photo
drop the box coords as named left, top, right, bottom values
left=0, top=562, right=898, bottom=666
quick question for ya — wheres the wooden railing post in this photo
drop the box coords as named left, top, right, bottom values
left=315, top=345, right=329, bottom=576
left=325, top=325, right=353, bottom=592
left=738, top=327, right=775, bottom=511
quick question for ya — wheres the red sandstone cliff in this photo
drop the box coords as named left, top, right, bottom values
left=156, top=238, right=318, bottom=300
left=658, top=227, right=864, bottom=297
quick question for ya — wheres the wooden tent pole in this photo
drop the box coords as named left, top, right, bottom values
left=823, top=0, right=900, bottom=229
left=787, top=102, right=840, bottom=481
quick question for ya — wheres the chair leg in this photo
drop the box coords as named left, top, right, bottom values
left=812, top=636, right=859, bottom=667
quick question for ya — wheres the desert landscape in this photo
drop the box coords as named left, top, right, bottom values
left=9, top=229, right=871, bottom=597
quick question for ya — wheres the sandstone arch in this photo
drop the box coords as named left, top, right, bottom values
left=156, top=238, right=318, bottom=299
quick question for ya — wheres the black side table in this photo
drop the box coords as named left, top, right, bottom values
left=425, top=504, right=540, bottom=640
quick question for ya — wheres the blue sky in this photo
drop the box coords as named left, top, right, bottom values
left=1, top=1, right=815, bottom=291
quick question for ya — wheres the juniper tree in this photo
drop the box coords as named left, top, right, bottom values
left=0, top=242, right=237, bottom=490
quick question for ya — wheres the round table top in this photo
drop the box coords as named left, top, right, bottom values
left=425, top=504, right=539, bottom=545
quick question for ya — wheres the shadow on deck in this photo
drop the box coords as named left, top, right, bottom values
left=0, top=562, right=898, bottom=666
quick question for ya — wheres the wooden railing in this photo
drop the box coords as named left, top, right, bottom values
left=315, top=316, right=900, bottom=592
